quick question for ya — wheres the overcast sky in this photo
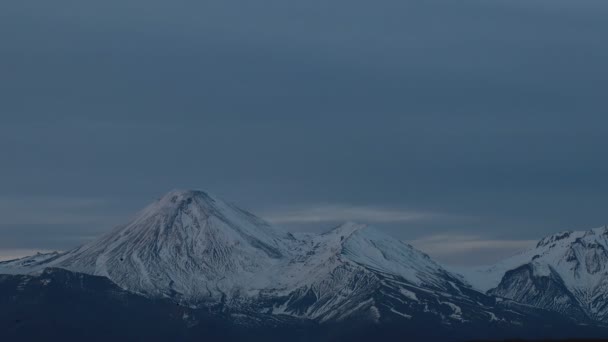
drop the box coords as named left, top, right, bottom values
left=1, top=0, right=608, bottom=265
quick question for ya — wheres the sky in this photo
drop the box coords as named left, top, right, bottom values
left=1, top=0, right=608, bottom=265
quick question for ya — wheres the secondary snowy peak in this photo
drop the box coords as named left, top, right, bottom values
left=458, top=226, right=608, bottom=322
left=317, top=222, right=449, bottom=286
left=269, top=222, right=535, bottom=324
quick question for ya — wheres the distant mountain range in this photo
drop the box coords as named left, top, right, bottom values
left=1, top=190, right=607, bottom=341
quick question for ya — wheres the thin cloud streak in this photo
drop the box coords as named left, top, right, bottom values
left=0, top=196, right=123, bottom=225
left=409, top=234, right=537, bottom=265
left=263, top=204, right=442, bottom=224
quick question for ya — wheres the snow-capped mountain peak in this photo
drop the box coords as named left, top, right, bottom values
left=128, top=189, right=294, bottom=254
left=40, top=189, right=300, bottom=302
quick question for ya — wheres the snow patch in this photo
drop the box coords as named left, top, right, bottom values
left=389, top=308, right=412, bottom=319
left=399, top=288, right=419, bottom=302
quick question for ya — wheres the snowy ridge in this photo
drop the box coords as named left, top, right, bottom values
left=0, top=252, right=61, bottom=275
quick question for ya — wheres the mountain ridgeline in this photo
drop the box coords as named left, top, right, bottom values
left=1, top=190, right=607, bottom=341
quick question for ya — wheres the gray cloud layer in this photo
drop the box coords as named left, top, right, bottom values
left=1, top=0, right=608, bottom=265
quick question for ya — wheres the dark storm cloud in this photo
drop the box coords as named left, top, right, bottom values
left=1, top=0, right=608, bottom=264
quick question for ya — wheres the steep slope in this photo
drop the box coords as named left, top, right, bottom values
left=458, top=226, right=608, bottom=323
left=58, top=190, right=300, bottom=304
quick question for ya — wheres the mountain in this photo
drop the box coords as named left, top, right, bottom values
left=1, top=190, right=605, bottom=341
left=457, top=226, right=608, bottom=323
left=0, top=191, right=528, bottom=324
left=0, top=191, right=523, bottom=322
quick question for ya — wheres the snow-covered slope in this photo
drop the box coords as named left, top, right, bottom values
left=58, top=190, right=300, bottom=303
left=458, top=226, right=608, bottom=322
left=0, top=190, right=565, bottom=326
left=0, top=252, right=62, bottom=275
